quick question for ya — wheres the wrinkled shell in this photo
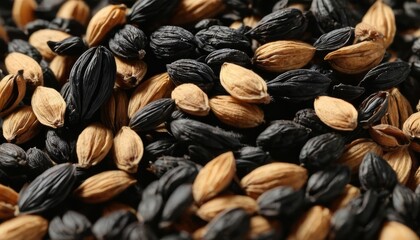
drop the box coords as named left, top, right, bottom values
left=29, top=29, right=71, bottom=61
left=3, top=106, right=41, bottom=144
left=56, top=0, right=90, bottom=26
left=383, top=148, right=412, bottom=185
left=287, top=205, right=331, bottom=240
left=197, top=195, right=258, bottom=221
left=5, top=52, right=43, bottom=87
left=0, top=215, right=48, bottom=240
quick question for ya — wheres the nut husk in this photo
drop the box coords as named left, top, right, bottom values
left=28, top=29, right=71, bottom=61
left=115, top=57, right=147, bottom=89
left=56, top=0, right=90, bottom=26
left=0, top=71, right=26, bottom=117
left=287, top=205, right=331, bottom=240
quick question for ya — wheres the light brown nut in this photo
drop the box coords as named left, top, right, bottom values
left=383, top=148, right=412, bottom=185
left=31, top=86, right=66, bottom=128
left=196, top=195, right=258, bottom=221
left=0, top=71, right=26, bottom=117
left=324, top=41, right=385, bottom=74
left=209, top=95, right=264, bottom=128
left=338, top=138, right=383, bottom=174
left=287, top=205, right=331, bottom=240
left=171, top=83, right=210, bottom=117
left=169, top=0, right=226, bottom=25
left=76, top=123, right=113, bottom=168
left=0, top=215, right=48, bottom=240
left=354, top=22, right=385, bottom=46
left=112, top=126, right=144, bottom=174
left=3, top=106, right=41, bottom=144
left=12, top=0, right=37, bottom=29
left=192, top=151, right=236, bottom=205
left=100, top=88, right=129, bottom=133
left=115, top=57, right=147, bottom=89
left=28, top=29, right=71, bottom=61
left=241, top=162, right=308, bottom=199
left=247, top=216, right=278, bottom=240
left=128, top=72, right=174, bottom=118
left=49, top=56, right=77, bottom=86
left=85, top=4, right=127, bottom=47
left=5, top=52, right=43, bottom=87
left=379, top=221, right=420, bottom=240
left=314, top=96, right=358, bottom=131
left=253, top=40, right=315, bottom=73
left=362, top=0, right=396, bottom=48
left=73, top=170, right=137, bottom=203
left=220, top=63, right=270, bottom=104
left=56, top=0, right=90, bottom=26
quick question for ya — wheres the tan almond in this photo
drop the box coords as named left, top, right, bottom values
left=169, top=0, right=226, bottom=25
left=29, top=29, right=71, bottom=61
left=196, top=195, right=258, bottom=221
left=287, top=205, right=331, bottom=240
left=0, top=71, right=26, bottom=117
left=85, top=4, right=127, bottom=47
left=0, top=215, right=48, bottom=240
left=241, top=162, right=308, bottom=199
left=369, top=124, right=411, bottom=150
left=314, top=96, right=358, bottom=131
left=31, top=86, right=66, bottom=128
left=56, top=0, right=90, bottom=26
left=338, top=138, right=383, bottom=174
left=5, top=52, right=43, bottom=87
left=324, top=41, right=385, bottom=74
left=192, top=151, right=236, bottom=205
left=362, top=0, right=396, bottom=48
left=100, top=88, right=129, bottom=133
left=171, top=83, right=210, bottom=116
left=12, top=0, right=37, bottom=29
left=209, top=95, right=264, bottom=128
left=3, top=106, right=41, bottom=144
left=379, top=221, right=420, bottom=240
left=220, top=63, right=270, bottom=104
left=74, top=170, right=137, bottom=203
left=115, top=57, right=147, bottom=89
left=76, top=123, right=113, bottom=168
left=253, top=40, right=315, bottom=73
left=383, top=148, right=412, bottom=185
left=128, top=72, right=174, bottom=118
left=112, top=126, right=144, bottom=173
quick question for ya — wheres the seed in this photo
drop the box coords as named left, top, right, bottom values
left=197, top=195, right=258, bottom=221
left=287, top=205, right=331, bottom=240
left=12, top=0, right=36, bottom=29
left=170, top=0, right=226, bottom=25
left=28, top=29, right=72, bottom=61
left=56, top=0, right=90, bottom=26
left=0, top=215, right=48, bottom=240
left=112, top=126, right=144, bottom=173
left=314, top=96, right=358, bottom=131
left=5, top=52, right=43, bottom=87
left=31, top=86, right=66, bottom=128
left=171, top=83, right=210, bottom=117
left=76, top=123, right=113, bottom=168
left=2, top=106, right=41, bottom=144
left=0, top=71, right=26, bottom=118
